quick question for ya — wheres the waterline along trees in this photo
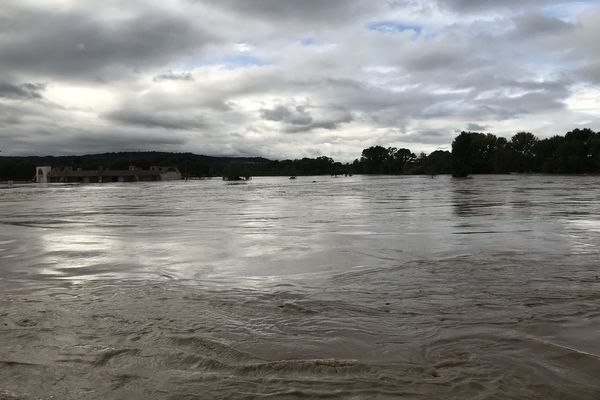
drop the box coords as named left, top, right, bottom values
left=1, top=128, right=599, bottom=181
left=449, top=128, right=600, bottom=176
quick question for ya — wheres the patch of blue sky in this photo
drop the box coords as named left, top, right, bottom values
left=368, top=21, right=422, bottom=36
left=542, top=1, right=596, bottom=20
left=182, top=54, right=267, bottom=70
left=222, top=53, right=267, bottom=68
left=299, top=37, right=316, bottom=46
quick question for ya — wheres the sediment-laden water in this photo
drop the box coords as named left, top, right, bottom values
left=1, top=175, right=599, bottom=399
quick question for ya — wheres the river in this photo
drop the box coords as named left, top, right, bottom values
left=0, top=175, right=599, bottom=399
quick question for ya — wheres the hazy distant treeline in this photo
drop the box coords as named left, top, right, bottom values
left=1, top=128, right=598, bottom=180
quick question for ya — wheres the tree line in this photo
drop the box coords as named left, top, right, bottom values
left=1, top=128, right=598, bottom=181
left=353, top=128, right=600, bottom=176
left=450, top=128, right=600, bottom=176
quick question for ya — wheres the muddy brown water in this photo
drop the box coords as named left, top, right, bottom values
left=0, top=175, right=599, bottom=399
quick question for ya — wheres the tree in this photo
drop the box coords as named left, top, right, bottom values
left=422, top=150, right=452, bottom=175
left=509, top=132, right=538, bottom=172
left=392, top=148, right=416, bottom=173
left=451, top=132, right=474, bottom=177
left=360, top=145, right=391, bottom=174
left=470, top=133, right=500, bottom=173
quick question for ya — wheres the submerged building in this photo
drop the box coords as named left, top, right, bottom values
left=36, top=166, right=182, bottom=183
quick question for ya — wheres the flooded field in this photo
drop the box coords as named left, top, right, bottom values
left=1, top=175, right=599, bottom=399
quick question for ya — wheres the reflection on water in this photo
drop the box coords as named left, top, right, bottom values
left=3, top=175, right=595, bottom=283
left=0, top=175, right=599, bottom=399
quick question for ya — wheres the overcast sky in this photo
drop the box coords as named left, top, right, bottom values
left=1, top=0, right=599, bottom=160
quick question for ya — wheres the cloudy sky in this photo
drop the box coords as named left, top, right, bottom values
left=1, top=0, right=599, bottom=160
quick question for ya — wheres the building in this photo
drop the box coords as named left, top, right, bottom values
left=36, top=165, right=182, bottom=183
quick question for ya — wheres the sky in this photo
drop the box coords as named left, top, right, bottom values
left=0, top=0, right=599, bottom=161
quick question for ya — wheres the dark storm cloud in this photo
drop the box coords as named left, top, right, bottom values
left=0, top=82, right=45, bottom=100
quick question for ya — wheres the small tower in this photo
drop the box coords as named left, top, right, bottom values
left=36, top=166, right=52, bottom=183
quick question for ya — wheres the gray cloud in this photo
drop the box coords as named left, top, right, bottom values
left=0, top=0, right=598, bottom=160
left=435, top=0, right=568, bottom=12
left=153, top=71, right=195, bottom=82
left=0, top=4, right=217, bottom=81
left=197, top=0, right=380, bottom=25
left=0, top=123, right=189, bottom=156
left=261, top=105, right=313, bottom=125
left=466, top=123, right=488, bottom=131
left=509, top=12, right=575, bottom=39
left=261, top=102, right=354, bottom=133
left=106, top=110, right=207, bottom=130
left=577, top=62, right=600, bottom=83
left=400, top=129, right=455, bottom=145
left=0, top=82, right=45, bottom=99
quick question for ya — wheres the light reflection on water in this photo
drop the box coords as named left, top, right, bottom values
left=0, top=175, right=599, bottom=285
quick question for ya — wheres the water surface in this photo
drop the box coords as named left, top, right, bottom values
left=0, top=175, right=599, bottom=399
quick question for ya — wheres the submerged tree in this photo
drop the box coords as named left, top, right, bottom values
left=222, top=162, right=251, bottom=181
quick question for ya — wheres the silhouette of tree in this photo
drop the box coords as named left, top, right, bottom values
left=391, top=148, right=416, bottom=173
left=361, top=146, right=390, bottom=173
left=422, top=150, right=452, bottom=175
left=510, top=132, right=538, bottom=172
left=451, top=132, right=474, bottom=177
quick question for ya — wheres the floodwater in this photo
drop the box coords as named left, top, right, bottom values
left=0, top=175, right=599, bottom=399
